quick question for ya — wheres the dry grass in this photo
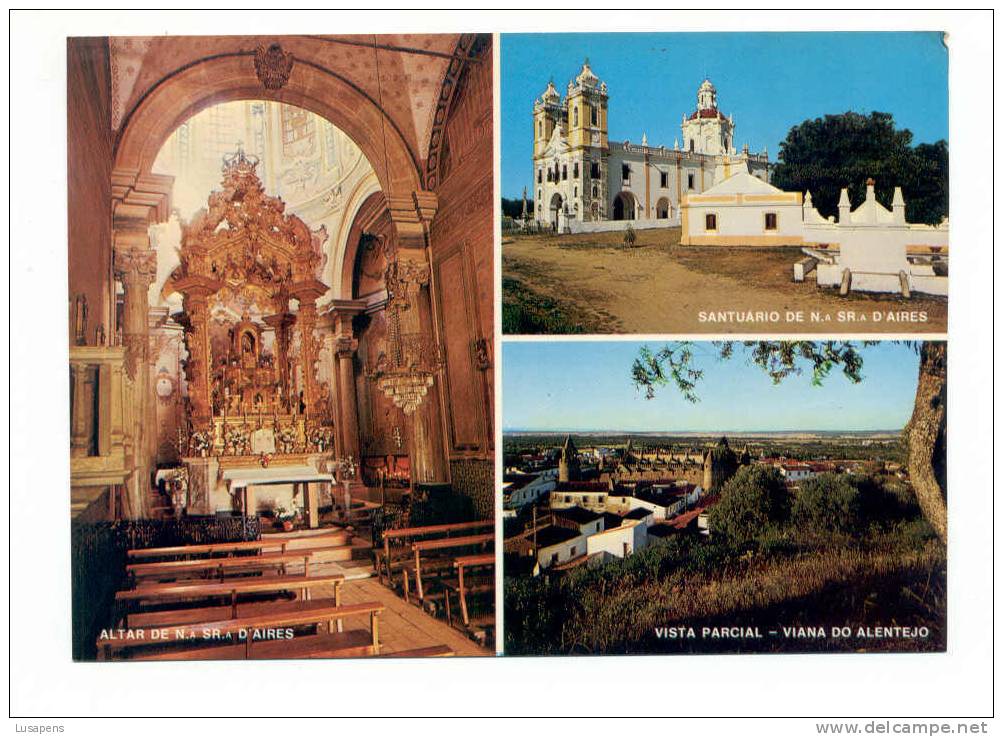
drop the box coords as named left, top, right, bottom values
left=506, top=533, right=946, bottom=656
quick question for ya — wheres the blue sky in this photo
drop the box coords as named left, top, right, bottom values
left=501, top=32, right=948, bottom=198
left=502, top=341, right=921, bottom=432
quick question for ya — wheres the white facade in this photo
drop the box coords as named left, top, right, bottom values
left=502, top=468, right=558, bottom=514
left=779, top=464, right=815, bottom=482
left=604, top=484, right=703, bottom=520
left=681, top=161, right=805, bottom=246
left=805, top=181, right=948, bottom=297
left=532, top=68, right=769, bottom=231
left=537, top=533, right=588, bottom=570
left=549, top=488, right=610, bottom=513
left=586, top=520, right=649, bottom=560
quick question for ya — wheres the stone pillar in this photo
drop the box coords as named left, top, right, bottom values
left=334, top=333, right=362, bottom=464
left=113, top=247, right=157, bottom=519
left=69, top=363, right=94, bottom=458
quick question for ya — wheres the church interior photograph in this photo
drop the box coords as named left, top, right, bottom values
left=67, top=33, right=496, bottom=660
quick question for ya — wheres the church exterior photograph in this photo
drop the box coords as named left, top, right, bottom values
left=500, top=32, right=950, bottom=335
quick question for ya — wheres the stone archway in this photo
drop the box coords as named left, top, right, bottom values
left=109, top=47, right=435, bottom=518
left=656, top=197, right=672, bottom=220
left=612, top=192, right=637, bottom=221
left=114, top=53, right=422, bottom=201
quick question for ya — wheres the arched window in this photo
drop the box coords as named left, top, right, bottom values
left=538, top=120, right=543, bottom=137
left=562, top=164, right=567, bottom=180
left=591, top=106, right=598, bottom=126
left=537, top=169, right=542, bottom=184
left=573, top=162, right=579, bottom=179
left=689, top=139, right=695, bottom=152
left=573, top=107, right=579, bottom=127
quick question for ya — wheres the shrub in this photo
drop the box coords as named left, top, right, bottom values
left=707, top=465, right=790, bottom=543
left=792, top=473, right=865, bottom=534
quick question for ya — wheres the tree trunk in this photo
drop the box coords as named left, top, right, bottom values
left=905, top=342, right=947, bottom=542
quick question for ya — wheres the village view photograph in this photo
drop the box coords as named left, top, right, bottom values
left=502, top=340, right=947, bottom=655
left=501, top=32, right=949, bottom=334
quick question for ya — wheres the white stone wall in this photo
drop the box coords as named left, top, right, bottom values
left=537, top=533, right=588, bottom=569
left=585, top=521, right=649, bottom=559
left=806, top=183, right=948, bottom=296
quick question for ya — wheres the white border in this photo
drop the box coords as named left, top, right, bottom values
left=7, top=8, right=996, bottom=726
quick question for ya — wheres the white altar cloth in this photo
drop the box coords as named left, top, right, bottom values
left=222, top=465, right=333, bottom=490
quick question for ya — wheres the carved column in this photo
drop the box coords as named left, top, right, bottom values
left=289, top=281, right=326, bottom=421
left=69, top=363, right=94, bottom=458
left=113, top=247, right=157, bottom=519
left=182, top=291, right=212, bottom=426
left=263, top=312, right=295, bottom=413
left=297, top=298, right=319, bottom=417
left=365, top=193, right=449, bottom=486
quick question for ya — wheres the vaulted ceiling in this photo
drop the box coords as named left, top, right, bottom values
left=109, top=34, right=466, bottom=170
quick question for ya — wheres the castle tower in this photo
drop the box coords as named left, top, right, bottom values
left=558, top=434, right=581, bottom=483
left=680, top=79, right=734, bottom=156
left=703, top=436, right=739, bottom=491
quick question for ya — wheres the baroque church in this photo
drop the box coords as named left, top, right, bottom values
left=68, top=34, right=495, bottom=660
left=531, top=61, right=771, bottom=230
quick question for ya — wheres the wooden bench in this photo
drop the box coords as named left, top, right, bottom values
left=115, top=574, right=345, bottom=621
left=100, top=600, right=384, bottom=660
left=383, top=644, right=454, bottom=658
left=442, top=553, right=495, bottom=628
left=129, top=630, right=375, bottom=661
left=408, top=533, right=493, bottom=603
left=377, top=520, right=493, bottom=586
left=127, top=551, right=316, bottom=583
left=127, top=531, right=351, bottom=561
left=126, top=596, right=340, bottom=629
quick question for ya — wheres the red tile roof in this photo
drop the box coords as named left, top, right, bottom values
left=689, top=107, right=724, bottom=120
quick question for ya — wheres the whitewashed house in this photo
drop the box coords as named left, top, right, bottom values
left=534, top=526, right=588, bottom=570
left=680, top=160, right=805, bottom=247
left=586, top=519, right=649, bottom=561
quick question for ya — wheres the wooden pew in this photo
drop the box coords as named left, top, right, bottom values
left=99, top=600, right=384, bottom=660
left=377, top=520, right=493, bottom=586
left=409, top=533, right=493, bottom=603
left=442, top=553, right=495, bottom=628
left=115, top=574, right=345, bottom=621
left=127, top=551, right=315, bottom=584
left=127, top=531, right=351, bottom=561
left=126, top=596, right=338, bottom=629
left=383, top=644, right=454, bottom=658
left=130, top=630, right=376, bottom=661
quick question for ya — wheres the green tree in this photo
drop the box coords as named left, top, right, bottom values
left=632, top=341, right=947, bottom=542
left=771, top=112, right=948, bottom=225
left=501, top=197, right=533, bottom=219
left=792, top=473, right=865, bottom=534
left=707, top=464, right=789, bottom=543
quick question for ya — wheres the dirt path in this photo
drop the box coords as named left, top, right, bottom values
left=502, top=229, right=947, bottom=335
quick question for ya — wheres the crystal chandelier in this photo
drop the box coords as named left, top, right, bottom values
left=365, top=36, right=442, bottom=416
left=368, top=265, right=442, bottom=415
